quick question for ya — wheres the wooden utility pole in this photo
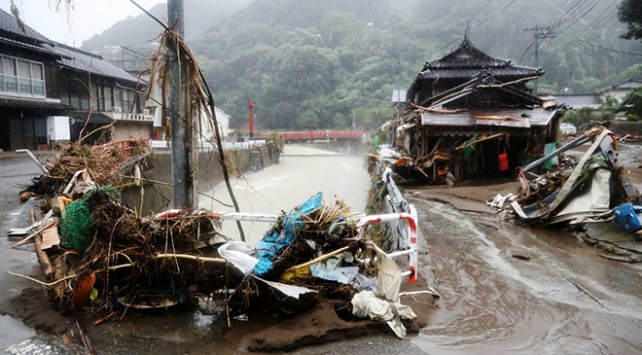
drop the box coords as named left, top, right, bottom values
left=524, top=25, right=557, bottom=93
left=168, top=0, right=197, bottom=208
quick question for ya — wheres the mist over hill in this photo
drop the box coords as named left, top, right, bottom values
left=81, top=0, right=642, bottom=130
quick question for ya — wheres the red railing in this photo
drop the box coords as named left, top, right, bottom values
left=256, top=130, right=364, bottom=142
left=92, top=139, right=150, bottom=158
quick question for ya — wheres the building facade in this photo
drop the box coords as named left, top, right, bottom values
left=0, top=8, right=152, bottom=151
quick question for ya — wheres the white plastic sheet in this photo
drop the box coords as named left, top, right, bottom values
left=217, top=241, right=258, bottom=275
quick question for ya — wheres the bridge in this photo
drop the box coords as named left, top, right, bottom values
left=256, top=130, right=365, bottom=143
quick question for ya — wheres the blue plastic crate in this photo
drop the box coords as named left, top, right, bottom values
left=613, top=203, right=642, bottom=234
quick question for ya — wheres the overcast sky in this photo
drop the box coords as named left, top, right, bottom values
left=1, top=0, right=165, bottom=46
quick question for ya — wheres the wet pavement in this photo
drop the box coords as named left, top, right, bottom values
left=0, top=157, right=46, bottom=350
left=410, top=198, right=642, bottom=355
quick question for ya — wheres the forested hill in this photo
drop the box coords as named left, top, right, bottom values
left=81, top=0, right=642, bottom=131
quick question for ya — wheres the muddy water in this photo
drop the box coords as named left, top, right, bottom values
left=410, top=198, right=642, bottom=354
left=199, top=145, right=371, bottom=244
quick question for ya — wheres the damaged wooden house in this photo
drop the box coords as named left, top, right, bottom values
left=384, top=35, right=566, bottom=183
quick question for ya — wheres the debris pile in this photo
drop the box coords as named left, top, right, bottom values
left=12, top=177, right=419, bottom=343
left=489, top=127, right=640, bottom=226
left=20, top=138, right=152, bottom=199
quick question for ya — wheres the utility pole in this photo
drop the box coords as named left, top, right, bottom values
left=524, top=25, right=557, bottom=93
left=248, top=100, right=255, bottom=138
left=168, top=0, right=196, bottom=209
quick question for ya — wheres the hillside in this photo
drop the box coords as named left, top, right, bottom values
left=81, top=0, right=642, bottom=130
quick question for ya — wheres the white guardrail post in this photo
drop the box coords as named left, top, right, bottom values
left=355, top=212, right=418, bottom=283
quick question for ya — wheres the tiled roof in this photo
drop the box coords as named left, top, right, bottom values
left=0, top=97, right=73, bottom=110
left=418, top=38, right=542, bottom=80
left=418, top=66, right=541, bottom=81
left=0, top=36, right=59, bottom=56
left=49, top=43, right=142, bottom=84
left=611, top=78, right=642, bottom=90
left=422, top=74, right=543, bottom=108
left=556, top=94, right=599, bottom=108
left=0, top=7, right=50, bottom=43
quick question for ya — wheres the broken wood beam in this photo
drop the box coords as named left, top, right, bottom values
left=29, top=211, right=55, bottom=280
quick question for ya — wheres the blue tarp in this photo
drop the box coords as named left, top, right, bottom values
left=251, top=192, right=324, bottom=277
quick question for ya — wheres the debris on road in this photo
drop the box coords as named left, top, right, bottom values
left=497, top=127, right=639, bottom=226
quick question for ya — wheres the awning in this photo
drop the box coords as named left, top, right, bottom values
left=0, top=98, right=73, bottom=111
left=71, top=113, right=113, bottom=124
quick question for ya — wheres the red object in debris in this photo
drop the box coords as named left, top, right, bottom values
left=498, top=152, right=509, bottom=171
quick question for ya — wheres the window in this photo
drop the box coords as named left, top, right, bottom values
left=104, top=86, right=113, bottom=111
left=0, top=55, right=45, bottom=97
left=120, top=89, right=133, bottom=112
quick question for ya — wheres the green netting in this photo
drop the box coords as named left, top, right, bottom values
left=462, top=134, right=479, bottom=163
left=59, top=186, right=120, bottom=254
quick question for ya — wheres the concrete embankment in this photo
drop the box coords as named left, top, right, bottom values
left=121, top=145, right=280, bottom=214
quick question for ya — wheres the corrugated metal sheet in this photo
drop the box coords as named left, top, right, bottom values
left=421, top=108, right=555, bottom=128
left=391, top=89, right=407, bottom=103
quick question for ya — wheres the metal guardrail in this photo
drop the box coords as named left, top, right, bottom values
left=154, top=206, right=419, bottom=283
left=150, top=139, right=266, bottom=150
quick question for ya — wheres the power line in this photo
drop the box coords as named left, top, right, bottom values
left=202, top=0, right=262, bottom=36
left=537, top=0, right=603, bottom=60
left=565, top=2, right=617, bottom=48
left=556, top=0, right=602, bottom=35
left=577, top=38, right=642, bottom=57
left=472, top=0, right=520, bottom=31
left=271, top=0, right=307, bottom=27
left=483, top=1, right=537, bottom=50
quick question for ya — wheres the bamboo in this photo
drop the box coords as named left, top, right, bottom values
left=455, top=133, right=505, bottom=151
left=282, top=245, right=353, bottom=274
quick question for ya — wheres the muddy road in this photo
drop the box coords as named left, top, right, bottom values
left=409, top=198, right=642, bottom=354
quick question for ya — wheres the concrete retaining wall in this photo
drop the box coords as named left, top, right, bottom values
left=121, top=146, right=279, bottom=214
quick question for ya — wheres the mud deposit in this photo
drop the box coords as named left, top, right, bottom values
left=409, top=197, right=642, bottom=355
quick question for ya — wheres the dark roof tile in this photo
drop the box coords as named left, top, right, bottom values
left=0, top=7, right=50, bottom=43
left=49, top=43, right=143, bottom=84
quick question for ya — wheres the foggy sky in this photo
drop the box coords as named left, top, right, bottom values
left=0, top=0, right=165, bottom=46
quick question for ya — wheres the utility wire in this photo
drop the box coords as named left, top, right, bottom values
left=576, top=38, right=642, bottom=57
left=202, top=0, right=261, bottom=36
left=483, top=1, right=536, bottom=50
left=537, top=0, right=603, bottom=59
left=128, top=0, right=167, bottom=30
left=556, top=0, right=602, bottom=35
left=565, top=2, right=617, bottom=48
left=270, top=0, right=307, bottom=27
left=472, top=0, right=520, bottom=31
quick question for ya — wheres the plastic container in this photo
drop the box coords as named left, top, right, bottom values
left=498, top=152, right=509, bottom=172
left=613, top=203, right=642, bottom=234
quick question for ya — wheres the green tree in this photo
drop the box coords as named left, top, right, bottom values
left=620, top=87, right=642, bottom=120
left=618, top=0, right=642, bottom=40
